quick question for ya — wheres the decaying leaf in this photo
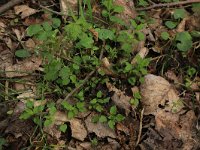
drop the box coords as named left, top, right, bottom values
left=140, top=74, right=183, bottom=115
left=106, top=82, right=131, bottom=115
left=114, top=0, right=137, bottom=23
left=5, top=56, right=42, bottom=78
left=59, top=0, right=77, bottom=18
left=14, top=5, right=38, bottom=19
left=155, top=110, right=199, bottom=150
left=53, top=111, right=87, bottom=141
left=98, top=57, right=115, bottom=76
left=131, top=47, right=149, bottom=65
left=85, top=113, right=116, bottom=138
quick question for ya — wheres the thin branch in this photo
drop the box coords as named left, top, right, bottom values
left=0, top=0, right=23, bottom=14
left=136, top=0, right=200, bottom=11
left=136, top=108, right=144, bottom=146
left=62, top=70, right=96, bottom=102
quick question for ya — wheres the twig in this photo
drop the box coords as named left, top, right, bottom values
left=136, top=108, right=144, bottom=146
left=39, top=5, right=109, bottom=25
left=0, top=0, right=23, bottom=14
left=62, top=70, right=96, bottom=102
left=136, top=0, right=200, bottom=11
left=61, top=43, right=105, bottom=103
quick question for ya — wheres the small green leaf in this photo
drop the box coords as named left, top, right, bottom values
left=96, top=105, right=103, bottom=112
left=136, top=31, right=145, bottom=41
left=175, top=31, right=192, bottom=52
left=72, top=64, right=80, bottom=70
left=27, top=24, right=43, bottom=36
left=59, top=124, right=68, bottom=132
left=44, top=119, right=53, bottom=127
left=92, top=115, right=100, bottom=123
left=99, top=115, right=107, bottom=123
left=97, top=91, right=102, bottom=98
left=113, top=5, right=124, bottom=13
left=52, top=18, right=61, bottom=28
left=68, top=111, right=75, bottom=119
left=96, top=28, right=115, bottom=40
left=110, top=106, right=117, bottom=115
left=108, top=120, right=115, bottom=129
left=165, top=21, right=177, bottom=29
left=130, top=98, right=139, bottom=107
left=138, top=0, right=148, bottom=6
left=174, top=9, right=186, bottom=19
left=116, top=114, right=125, bottom=122
left=15, top=49, right=31, bottom=58
left=128, top=77, right=136, bottom=86
left=42, top=22, right=52, bottom=31
left=161, top=32, right=169, bottom=40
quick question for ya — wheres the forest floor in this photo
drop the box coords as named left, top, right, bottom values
left=0, top=0, right=200, bottom=150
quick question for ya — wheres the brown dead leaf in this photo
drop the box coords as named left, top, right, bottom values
left=0, top=20, right=6, bottom=35
left=5, top=56, right=42, bottom=78
left=155, top=110, right=199, bottom=150
left=0, top=43, right=13, bottom=75
left=140, top=74, right=183, bottom=115
left=176, top=18, right=188, bottom=33
left=44, top=124, right=62, bottom=139
left=60, top=0, right=77, bottom=18
left=85, top=113, right=116, bottom=138
left=98, top=57, right=115, bottom=76
left=114, top=0, right=137, bottom=23
left=54, top=111, right=87, bottom=141
left=131, top=47, right=149, bottom=65
left=14, top=5, right=38, bottom=19
left=106, top=82, right=131, bottom=115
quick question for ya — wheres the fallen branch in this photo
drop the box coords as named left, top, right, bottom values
left=0, top=0, right=23, bottom=14
left=136, top=0, right=200, bottom=11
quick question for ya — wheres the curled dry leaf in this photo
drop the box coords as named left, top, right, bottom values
left=131, top=47, right=149, bottom=65
left=106, top=82, right=131, bottom=115
left=5, top=56, right=42, bottom=78
left=53, top=111, right=87, bottom=141
left=140, top=74, right=183, bottom=115
left=176, top=18, right=188, bottom=33
left=85, top=113, right=116, bottom=138
left=14, top=5, right=38, bottom=19
left=12, top=28, right=25, bottom=42
left=98, top=57, right=115, bottom=76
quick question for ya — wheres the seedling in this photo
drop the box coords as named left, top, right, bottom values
left=92, top=105, right=125, bottom=129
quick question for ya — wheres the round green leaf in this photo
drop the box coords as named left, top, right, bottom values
left=15, top=49, right=31, bottom=58
left=165, top=21, right=177, bottom=29
left=52, top=18, right=61, bottom=28
left=27, top=24, right=43, bottom=36
left=161, top=32, right=169, bottom=40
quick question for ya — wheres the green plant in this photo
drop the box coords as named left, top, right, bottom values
left=91, top=137, right=98, bottom=146
left=175, top=31, right=193, bottom=52
left=92, top=106, right=125, bottom=129
left=164, top=8, right=186, bottom=29
left=89, top=91, right=110, bottom=112
left=130, top=91, right=141, bottom=108
left=0, top=137, right=6, bottom=150
left=101, top=0, right=125, bottom=24
left=59, top=124, right=68, bottom=133
left=61, top=101, right=86, bottom=119
left=161, top=32, right=170, bottom=40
